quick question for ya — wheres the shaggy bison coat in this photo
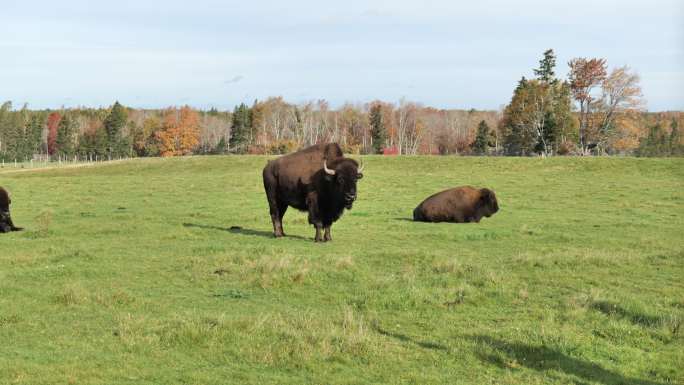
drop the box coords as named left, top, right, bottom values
left=413, top=186, right=499, bottom=223
left=262, top=143, right=363, bottom=242
left=0, top=187, right=22, bottom=232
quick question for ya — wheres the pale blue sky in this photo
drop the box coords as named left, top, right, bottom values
left=1, top=0, right=682, bottom=111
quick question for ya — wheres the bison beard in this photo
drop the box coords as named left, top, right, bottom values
left=413, top=186, right=499, bottom=223
left=262, top=143, right=363, bottom=242
left=0, top=187, right=22, bottom=233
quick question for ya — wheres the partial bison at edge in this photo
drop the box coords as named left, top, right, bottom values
left=262, top=143, right=364, bottom=242
left=0, top=187, right=22, bottom=233
left=413, top=186, right=499, bottom=223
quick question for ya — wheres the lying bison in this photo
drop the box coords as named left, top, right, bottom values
left=262, top=143, right=363, bottom=242
left=413, top=186, right=499, bottom=223
left=0, top=187, right=22, bottom=233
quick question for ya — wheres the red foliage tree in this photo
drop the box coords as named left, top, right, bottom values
left=46, top=112, right=62, bottom=155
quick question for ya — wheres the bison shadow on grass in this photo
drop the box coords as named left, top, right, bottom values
left=182, top=223, right=307, bottom=240
left=468, top=335, right=670, bottom=385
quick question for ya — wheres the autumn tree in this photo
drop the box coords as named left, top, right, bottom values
left=137, top=116, right=162, bottom=156
left=396, top=99, right=423, bottom=155
left=46, top=112, right=62, bottom=156
left=156, top=106, right=200, bottom=157
left=669, top=118, right=682, bottom=156
left=593, top=66, right=644, bottom=152
left=369, top=102, right=386, bottom=153
left=568, top=58, right=607, bottom=152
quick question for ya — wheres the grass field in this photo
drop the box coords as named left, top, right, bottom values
left=0, top=156, right=682, bottom=385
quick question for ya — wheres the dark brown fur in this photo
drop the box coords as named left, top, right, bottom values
left=413, top=186, right=499, bottom=223
left=0, top=187, right=22, bottom=232
left=262, top=143, right=363, bottom=242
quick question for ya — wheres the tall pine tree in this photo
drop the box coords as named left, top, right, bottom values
left=229, top=103, right=251, bottom=153
left=56, top=113, right=76, bottom=158
left=534, top=49, right=556, bottom=83
left=103, top=101, right=127, bottom=156
left=472, top=120, right=492, bottom=155
left=369, top=103, right=386, bottom=154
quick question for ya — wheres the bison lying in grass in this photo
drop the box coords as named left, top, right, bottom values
left=413, top=186, right=499, bottom=223
left=0, top=187, right=22, bottom=233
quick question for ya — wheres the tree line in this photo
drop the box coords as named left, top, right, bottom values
left=0, top=51, right=681, bottom=161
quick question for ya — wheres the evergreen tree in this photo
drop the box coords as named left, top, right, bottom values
left=56, top=113, right=77, bottom=158
left=637, top=122, right=667, bottom=157
left=369, top=103, right=386, bottom=154
left=472, top=120, right=491, bottom=155
left=28, top=112, right=46, bottom=155
left=502, top=51, right=577, bottom=156
left=229, top=103, right=251, bottom=153
left=78, top=125, right=109, bottom=158
left=534, top=49, right=556, bottom=83
left=501, top=78, right=537, bottom=155
left=103, top=101, right=127, bottom=156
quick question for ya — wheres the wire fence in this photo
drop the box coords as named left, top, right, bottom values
left=0, top=155, right=133, bottom=172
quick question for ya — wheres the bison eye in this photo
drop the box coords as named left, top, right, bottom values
left=337, top=177, right=345, bottom=185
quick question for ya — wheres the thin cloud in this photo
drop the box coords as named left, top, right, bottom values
left=224, top=75, right=244, bottom=85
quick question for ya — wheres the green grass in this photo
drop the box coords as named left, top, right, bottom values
left=1, top=156, right=682, bottom=385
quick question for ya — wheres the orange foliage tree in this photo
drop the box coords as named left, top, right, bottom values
left=156, top=106, right=200, bottom=157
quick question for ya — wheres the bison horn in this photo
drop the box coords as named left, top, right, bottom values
left=357, top=160, right=364, bottom=173
left=323, top=160, right=336, bottom=175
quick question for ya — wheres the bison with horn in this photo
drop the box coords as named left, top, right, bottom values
left=262, top=143, right=364, bottom=242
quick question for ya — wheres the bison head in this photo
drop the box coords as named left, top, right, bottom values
left=478, top=188, right=499, bottom=217
left=0, top=194, right=9, bottom=219
left=323, top=158, right=364, bottom=209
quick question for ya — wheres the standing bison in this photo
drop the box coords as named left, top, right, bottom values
left=262, top=143, right=363, bottom=242
left=413, top=186, right=499, bottom=223
left=0, top=187, right=22, bottom=233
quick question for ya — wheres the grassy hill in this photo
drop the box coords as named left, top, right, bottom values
left=1, top=156, right=682, bottom=384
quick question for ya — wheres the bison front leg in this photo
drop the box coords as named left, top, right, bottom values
left=313, top=225, right=325, bottom=242
left=323, top=226, right=332, bottom=242
left=306, top=192, right=324, bottom=242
